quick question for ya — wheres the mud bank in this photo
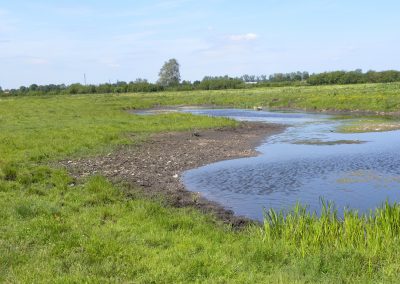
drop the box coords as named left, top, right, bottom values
left=61, top=122, right=285, bottom=228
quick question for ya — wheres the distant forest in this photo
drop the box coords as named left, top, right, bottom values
left=1, top=69, right=400, bottom=96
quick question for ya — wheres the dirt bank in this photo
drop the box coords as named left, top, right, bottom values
left=61, top=122, right=285, bottom=228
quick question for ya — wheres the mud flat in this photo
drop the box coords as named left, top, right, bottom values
left=61, top=122, right=285, bottom=228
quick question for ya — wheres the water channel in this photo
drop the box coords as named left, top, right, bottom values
left=181, top=109, right=400, bottom=221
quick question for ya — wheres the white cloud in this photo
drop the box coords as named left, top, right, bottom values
left=228, top=33, right=259, bottom=41
left=97, top=58, right=121, bottom=69
left=27, top=57, right=48, bottom=65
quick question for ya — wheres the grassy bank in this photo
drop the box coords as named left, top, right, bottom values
left=1, top=83, right=400, bottom=282
left=126, top=82, right=400, bottom=113
left=339, top=116, right=400, bottom=133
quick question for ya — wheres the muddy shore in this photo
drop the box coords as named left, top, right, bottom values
left=61, top=122, right=285, bottom=228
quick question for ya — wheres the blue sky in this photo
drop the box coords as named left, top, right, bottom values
left=0, top=0, right=399, bottom=88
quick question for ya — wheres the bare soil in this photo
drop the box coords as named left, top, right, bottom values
left=61, top=122, right=285, bottom=228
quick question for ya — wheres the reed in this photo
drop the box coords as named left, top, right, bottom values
left=263, top=200, right=400, bottom=256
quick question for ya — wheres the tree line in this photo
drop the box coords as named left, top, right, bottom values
left=240, top=71, right=310, bottom=83
left=307, top=70, right=400, bottom=85
left=0, top=77, right=246, bottom=97
left=1, top=59, right=400, bottom=97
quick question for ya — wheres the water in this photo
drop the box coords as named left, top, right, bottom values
left=181, top=109, right=400, bottom=221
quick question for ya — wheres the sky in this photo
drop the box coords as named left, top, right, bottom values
left=0, top=0, right=399, bottom=88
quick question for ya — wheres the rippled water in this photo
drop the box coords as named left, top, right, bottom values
left=181, top=109, right=400, bottom=221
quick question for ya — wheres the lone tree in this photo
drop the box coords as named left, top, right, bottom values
left=158, top=58, right=180, bottom=86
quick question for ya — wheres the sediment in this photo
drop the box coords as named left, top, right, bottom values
left=61, top=122, right=285, bottom=228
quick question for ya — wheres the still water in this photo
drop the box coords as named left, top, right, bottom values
left=181, top=109, right=400, bottom=221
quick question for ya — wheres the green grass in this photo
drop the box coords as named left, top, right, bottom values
left=117, top=82, right=400, bottom=112
left=0, top=94, right=236, bottom=164
left=264, top=201, right=400, bottom=267
left=339, top=116, right=400, bottom=133
left=1, top=83, right=400, bottom=283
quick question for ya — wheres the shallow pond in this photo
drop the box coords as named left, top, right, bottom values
left=181, top=109, right=400, bottom=221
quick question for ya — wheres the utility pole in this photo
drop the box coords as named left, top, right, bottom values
left=84, top=73, right=87, bottom=86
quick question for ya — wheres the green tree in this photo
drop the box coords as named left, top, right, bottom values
left=157, top=58, right=180, bottom=86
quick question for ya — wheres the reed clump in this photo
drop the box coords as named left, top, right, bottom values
left=263, top=200, right=400, bottom=257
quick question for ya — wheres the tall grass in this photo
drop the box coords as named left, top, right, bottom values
left=263, top=200, right=400, bottom=256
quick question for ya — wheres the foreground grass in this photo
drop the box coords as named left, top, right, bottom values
left=1, top=84, right=400, bottom=282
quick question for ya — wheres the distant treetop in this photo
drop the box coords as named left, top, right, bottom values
left=157, top=58, right=181, bottom=87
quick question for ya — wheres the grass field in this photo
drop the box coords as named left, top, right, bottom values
left=126, top=82, right=400, bottom=112
left=1, top=83, right=400, bottom=283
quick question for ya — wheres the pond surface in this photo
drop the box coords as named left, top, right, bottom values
left=181, top=109, right=400, bottom=221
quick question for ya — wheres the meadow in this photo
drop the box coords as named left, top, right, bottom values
left=1, top=83, right=400, bottom=282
